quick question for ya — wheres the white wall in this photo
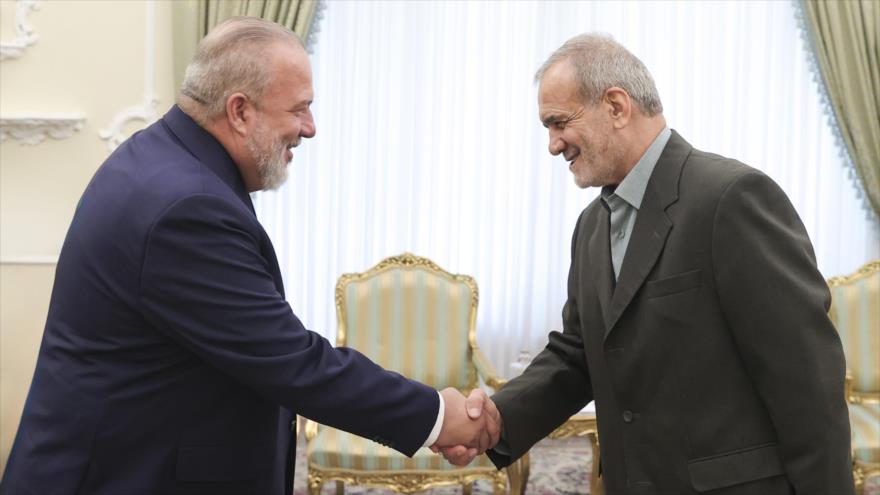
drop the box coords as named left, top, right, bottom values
left=0, top=0, right=177, bottom=471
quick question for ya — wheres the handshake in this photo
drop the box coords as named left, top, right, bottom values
left=429, top=387, right=502, bottom=466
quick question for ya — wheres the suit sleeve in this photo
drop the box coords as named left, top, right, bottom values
left=487, top=210, right=593, bottom=468
left=712, top=172, right=854, bottom=494
left=138, top=194, right=438, bottom=457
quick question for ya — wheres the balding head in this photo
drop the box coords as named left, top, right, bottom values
left=535, top=33, right=663, bottom=117
left=177, top=16, right=305, bottom=125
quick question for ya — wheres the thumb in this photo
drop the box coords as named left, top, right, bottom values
left=465, top=388, right=486, bottom=419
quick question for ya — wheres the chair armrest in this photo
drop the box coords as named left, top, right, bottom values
left=845, top=370, right=854, bottom=403
left=304, top=417, right=319, bottom=441
left=473, top=346, right=506, bottom=390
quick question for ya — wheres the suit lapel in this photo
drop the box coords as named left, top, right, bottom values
left=602, top=130, right=692, bottom=340
left=587, top=204, right=615, bottom=324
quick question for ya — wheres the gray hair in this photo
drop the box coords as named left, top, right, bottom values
left=535, top=33, right=663, bottom=116
left=177, top=16, right=303, bottom=125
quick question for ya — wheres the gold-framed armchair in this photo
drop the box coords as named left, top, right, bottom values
left=828, top=260, right=880, bottom=494
left=305, top=252, right=528, bottom=494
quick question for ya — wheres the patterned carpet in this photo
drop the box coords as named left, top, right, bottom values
left=293, top=434, right=880, bottom=494
left=293, top=437, right=594, bottom=495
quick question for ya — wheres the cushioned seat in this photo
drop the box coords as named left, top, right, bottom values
left=850, top=403, right=880, bottom=465
left=308, top=427, right=497, bottom=471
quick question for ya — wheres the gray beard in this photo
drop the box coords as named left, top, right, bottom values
left=247, top=125, right=290, bottom=191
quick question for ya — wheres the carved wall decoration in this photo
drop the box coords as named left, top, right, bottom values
left=0, top=116, right=85, bottom=145
left=98, top=0, right=157, bottom=152
left=1, top=0, right=40, bottom=61
left=97, top=95, right=158, bottom=151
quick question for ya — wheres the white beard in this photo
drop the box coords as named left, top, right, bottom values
left=247, top=122, right=290, bottom=191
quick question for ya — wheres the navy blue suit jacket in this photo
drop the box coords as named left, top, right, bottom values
left=1, top=106, right=439, bottom=495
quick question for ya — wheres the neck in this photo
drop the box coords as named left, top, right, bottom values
left=617, top=114, right=666, bottom=179
left=177, top=102, right=260, bottom=192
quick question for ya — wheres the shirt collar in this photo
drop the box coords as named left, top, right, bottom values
left=605, top=126, right=671, bottom=210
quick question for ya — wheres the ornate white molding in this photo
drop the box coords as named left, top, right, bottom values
left=0, top=115, right=85, bottom=145
left=1, top=0, right=40, bottom=61
left=0, top=255, right=58, bottom=265
left=98, top=94, right=158, bottom=151
left=99, top=0, right=157, bottom=152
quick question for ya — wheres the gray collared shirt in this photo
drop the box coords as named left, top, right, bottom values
left=601, top=126, right=671, bottom=280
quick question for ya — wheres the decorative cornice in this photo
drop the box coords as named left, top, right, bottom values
left=1, top=0, right=39, bottom=61
left=0, top=115, right=85, bottom=145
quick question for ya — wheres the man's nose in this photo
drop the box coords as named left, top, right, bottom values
left=548, top=131, right=564, bottom=156
left=301, top=110, right=316, bottom=138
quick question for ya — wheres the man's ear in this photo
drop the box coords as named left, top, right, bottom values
left=604, top=87, right=632, bottom=129
left=225, top=92, right=253, bottom=136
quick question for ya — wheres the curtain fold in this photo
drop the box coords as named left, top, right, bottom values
left=172, top=0, right=322, bottom=92
left=253, top=0, right=880, bottom=378
left=801, top=0, right=880, bottom=217
left=198, top=0, right=320, bottom=40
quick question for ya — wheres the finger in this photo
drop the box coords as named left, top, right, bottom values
left=440, top=445, right=470, bottom=466
left=484, top=409, right=501, bottom=447
left=440, top=445, right=468, bottom=458
left=483, top=397, right=502, bottom=446
left=453, top=448, right=478, bottom=466
left=445, top=448, right=477, bottom=466
left=465, top=389, right=487, bottom=419
left=478, top=422, right=491, bottom=452
left=483, top=395, right=500, bottom=421
left=429, top=445, right=439, bottom=453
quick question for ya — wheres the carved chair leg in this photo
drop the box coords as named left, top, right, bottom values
left=507, top=454, right=529, bottom=495
left=519, top=452, right=530, bottom=495
left=853, top=462, right=865, bottom=495
left=589, top=432, right=604, bottom=495
left=336, top=479, right=344, bottom=495
left=493, top=471, right=508, bottom=495
left=307, top=471, right=323, bottom=495
left=507, top=462, right=521, bottom=494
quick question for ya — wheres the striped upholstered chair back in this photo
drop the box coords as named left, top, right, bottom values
left=827, top=260, right=879, bottom=492
left=305, top=253, right=514, bottom=495
left=335, top=252, right=478, bottom=390
left=829, top=260, right=880, bottom=399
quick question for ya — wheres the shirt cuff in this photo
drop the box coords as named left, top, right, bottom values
left=422, top=391, right=445, bottom=447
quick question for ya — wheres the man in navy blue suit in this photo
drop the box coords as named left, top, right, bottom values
left=1, top=17, right=497, bottom=495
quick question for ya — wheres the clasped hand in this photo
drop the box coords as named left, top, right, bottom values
left=430, top=387, right=502, bottom=466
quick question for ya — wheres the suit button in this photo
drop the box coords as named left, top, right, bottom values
left=622, top=410, right=634, bottom=423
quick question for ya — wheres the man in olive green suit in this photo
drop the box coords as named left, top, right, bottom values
left=441, top=34, right=854, bottom=494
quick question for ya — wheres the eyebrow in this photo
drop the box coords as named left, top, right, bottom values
left=541, top=115, right=562, bottom=128
left=290, top=100, right=313, bottom=111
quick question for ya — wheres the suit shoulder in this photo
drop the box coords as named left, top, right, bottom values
left=91, top=122, right=242, bottom=218
left=681, top=148, right=775, bottom=198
